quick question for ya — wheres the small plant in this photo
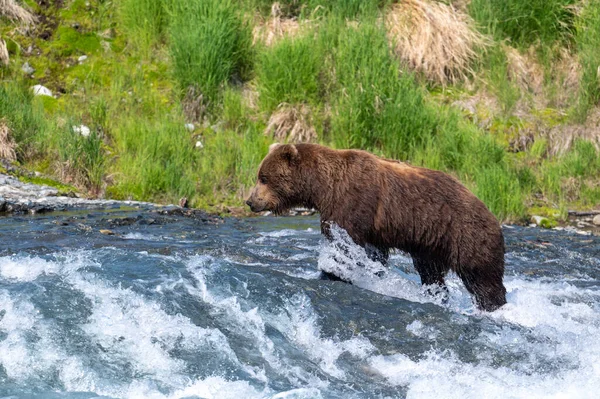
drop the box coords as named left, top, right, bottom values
left=57, top=125, right=106, bottom=193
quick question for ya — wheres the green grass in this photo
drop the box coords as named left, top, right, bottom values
left=1, top=0, right=600, bottom=221
left=56, top=125, right=106, bottom=192
left=0, top=82, right=47, bottom=159
left=469, top=0, right=577, bottom=47
left=168, top=0, right=253, bottom=109
left=575, top=0, right=600, bottom=120
left=244, top=0, right=381, bottom=18
left=327, top=20, right=438, bottom=158
left=110, top=117, right=198, bottom=202
left=256, top=35, right=324, bottom=111
left=118, top=0, right=169, bottom=53
left=196, top=124, right=271, bottom=207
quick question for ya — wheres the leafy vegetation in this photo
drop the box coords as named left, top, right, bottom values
left=0, top=0, right=599, bottom=221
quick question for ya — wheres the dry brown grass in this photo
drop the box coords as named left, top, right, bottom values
left=504, top=45, right=544, bottom=97
left=182, top=86, right=207, bottom=124
left=0, top=120, right=17, bottom=162
left=0, top=39, right=8, bottom=66
left=385, top=0, right=487, bottom=85
left=503, top=45, right=580, bottom=109
left=545, top=107, right=600, bottom=156
left=0, top=0, right=36, bottom=26
left=252, top=2, right=306, bottom=46
left=265, top=104, right=317, bottom=143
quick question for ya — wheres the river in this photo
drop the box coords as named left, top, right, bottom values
left=0, top=209, right=599, bottom=398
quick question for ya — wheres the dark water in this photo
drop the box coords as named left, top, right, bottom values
left=0, top=209, right=599, bottom=398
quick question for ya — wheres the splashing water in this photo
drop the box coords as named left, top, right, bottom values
left=0, top=210, right=599, bottom=398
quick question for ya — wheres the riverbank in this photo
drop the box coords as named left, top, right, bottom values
left=1, top=172, right=598, bottom=237
left=1, top=1, right=600, bottom=223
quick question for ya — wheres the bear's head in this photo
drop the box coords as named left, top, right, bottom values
left=246, top=143, right=302, bottom=214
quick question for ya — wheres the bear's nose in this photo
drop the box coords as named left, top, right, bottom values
left=245, top=199, right=253, bottom=207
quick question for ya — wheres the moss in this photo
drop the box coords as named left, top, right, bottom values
left=37, top=95, right=59, bottom=114
left=533, top=108, right=569, bottom=128
left=529, top=206, right=561, bottom=218
left=18, top=174, right=78, bottom=195
left=51, top=26, right=101, bottom=57
left=540, top=218, right=558, bottom=228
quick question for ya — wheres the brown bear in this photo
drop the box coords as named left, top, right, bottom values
left=246, top=143, right=507, bottom=311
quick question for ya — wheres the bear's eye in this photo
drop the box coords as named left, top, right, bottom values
left=259, top=175, right=268, bottom=184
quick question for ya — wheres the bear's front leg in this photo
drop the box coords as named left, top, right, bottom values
left=319, top=220, right=389, bottom=282
left=413, top=256, right=450, bottom=304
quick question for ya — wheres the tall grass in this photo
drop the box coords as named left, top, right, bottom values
left=168, top=0, right=253, bottom=109
left=110, top=117, right=197, bottom=202
left=469, top=0, right=577, bottom=47
left=0, top=82, right=47, bottom=159
left=196, top=125, right=270, bottom=206
left=327, top=20, right=438, bottom=159
left=57, top=125, right=105, bottom=192
left=244, top=0, right=380, bottom=18
left=118, top=0, right=169, bottom=52
left=256, top=35, right=323, bottom=111
left=576, top=0, right=600, bottom=119
left=535, top=140, right=600, bottom=206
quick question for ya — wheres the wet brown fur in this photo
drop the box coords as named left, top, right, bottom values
left=247, top=143, right=507, bottom=311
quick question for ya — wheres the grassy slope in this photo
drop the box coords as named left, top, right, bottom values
left=0, top=0, right=599, bottom=222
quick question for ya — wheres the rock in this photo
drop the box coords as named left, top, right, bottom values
left=72, top=125, right=91, bottom=137
left=593, top=215, right=600, bottom=226
left=185, top=123, right=195, bottom=132
left=195, top=140, right=203, bottom=149
left=78, top=55, right=88, bottom=63
left=31, top=85, right=53, bottom=97
left=99, top=229, right=115, bottom=235
left=21, top=62, right=34, bottom=74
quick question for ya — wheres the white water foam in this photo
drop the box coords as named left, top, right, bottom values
left=272, top=293, right=375, bottom=380
left=184, top=255, right=375, bottom=389
left=2, top=227, right=600, bottom=399
left=0, top=251, right=270, bottom=398
left=367, top=277, right=600, bottom=398
left=184, top=255, right=328, bottom=390
left=317, top=224, right=470, bottom=309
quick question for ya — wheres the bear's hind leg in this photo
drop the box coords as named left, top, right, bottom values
left=413, top=257, right=450, bottom=303
left=457, top=267, right=506, bottom=312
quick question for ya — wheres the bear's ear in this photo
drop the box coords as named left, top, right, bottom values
left=269, top=143, right=281, bottom=153
left=279, top=144, right=299, bottom=163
